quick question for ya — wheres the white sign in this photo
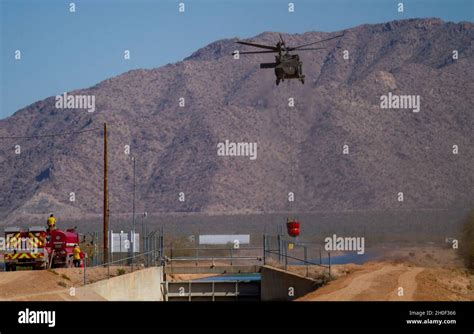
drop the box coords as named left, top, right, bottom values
left=110, top=231, right=139, bottom=253
left=199, top=234, right=250, bottom=245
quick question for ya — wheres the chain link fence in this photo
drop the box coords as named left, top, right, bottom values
left=263, top=235, right=331, bottom=277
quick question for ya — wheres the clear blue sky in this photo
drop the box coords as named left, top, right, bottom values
left=1, top=0, right=472, bottom=119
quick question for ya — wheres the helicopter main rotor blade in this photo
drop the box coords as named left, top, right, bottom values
left=291, top=47, right=327, bottom=51
left=236, top=41, right=278, bottom=51
left=288, top=33, right=344, bottom=51
left=233, top=50, right=278, bottom=55
left=279, top=33, right=286, bottom=45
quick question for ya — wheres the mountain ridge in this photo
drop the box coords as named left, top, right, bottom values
left=1, top=18, right=473, bottom=225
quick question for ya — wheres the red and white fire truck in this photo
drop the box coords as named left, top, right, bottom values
left=3, top=226, right=84, bottom=271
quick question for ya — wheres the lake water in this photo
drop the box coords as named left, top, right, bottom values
left=191, top=250, right=381, bottom=282
left=315, top=250, right=380, bottom=265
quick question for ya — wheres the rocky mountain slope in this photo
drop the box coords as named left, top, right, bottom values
left=1, top=18, right=473, bottom=224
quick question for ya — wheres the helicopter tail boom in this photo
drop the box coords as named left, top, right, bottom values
left=260, top=62, right=278, bottom=69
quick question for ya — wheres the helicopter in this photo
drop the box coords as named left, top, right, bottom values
left=233, top=33, right=344, bottom=85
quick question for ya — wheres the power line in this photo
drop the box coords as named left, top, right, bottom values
left=0, top=127, right=101, bottom=140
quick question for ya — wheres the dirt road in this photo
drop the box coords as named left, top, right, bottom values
left=299, top=263, right=424, bottom=301
left=299, top=247, right=474, bottom=301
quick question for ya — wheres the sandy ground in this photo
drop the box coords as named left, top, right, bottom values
left=0, top=266, right=134, bottom=301
left=297, top=246, right=474, bottom=301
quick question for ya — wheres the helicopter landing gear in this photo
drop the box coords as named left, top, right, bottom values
left=276, top=78, right=280, bottom=86
left=300, top=76, right=305, bottom=84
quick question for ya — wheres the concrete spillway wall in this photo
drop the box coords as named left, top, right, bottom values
left=260, top=265, right=320, bottom=301
left=72, top=265, right=317, bottom=301
left=86, top=267, right=164, bottom=301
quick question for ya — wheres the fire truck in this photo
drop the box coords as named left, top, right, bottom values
left=3, top=226, right=84, bottom=271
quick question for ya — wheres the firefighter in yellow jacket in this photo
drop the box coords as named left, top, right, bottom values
left=47, top=214, right=56, bottom=231
left=73, top=244, right=81, bottom=267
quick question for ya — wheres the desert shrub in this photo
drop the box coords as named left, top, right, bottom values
left=57, top=281, right=67, bottom=288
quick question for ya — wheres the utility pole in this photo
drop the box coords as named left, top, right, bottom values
left=103, top=123, right=109, bottom=264
left=131, top=156, right=136, bottom=266
left=142, top=211, right=147, bottom=257
left=132, top=156, right=136, bottom=236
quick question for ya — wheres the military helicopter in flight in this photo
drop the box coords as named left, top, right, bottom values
left=233, top=33, right=343, bottom=85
